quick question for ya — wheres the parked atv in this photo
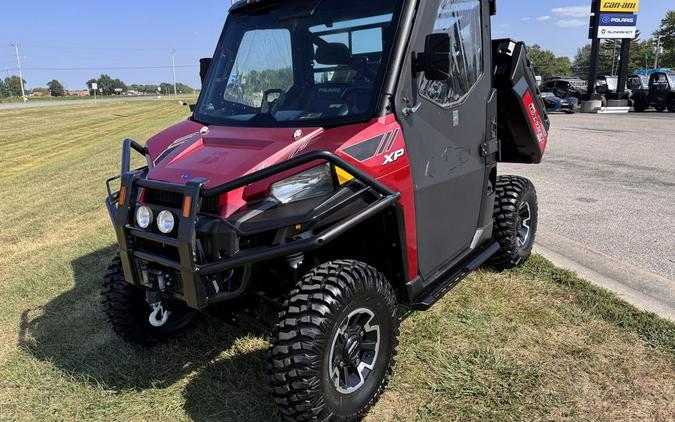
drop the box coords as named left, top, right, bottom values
left=541, top=92, right=578, bottom=114
left=102, top=0, right=549, bottom=420
left=632, top=72, right=675, bottom=112
left=540, top=78, right=586, bottom=102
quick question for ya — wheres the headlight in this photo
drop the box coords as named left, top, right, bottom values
left=270, top=164, right=334, bottom=204
left=157, top=210, right=175, bottom=234
left=136, top=206, right=153, bottom=229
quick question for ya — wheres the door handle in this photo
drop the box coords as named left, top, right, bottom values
left=402, top=102, right=422, bottom=117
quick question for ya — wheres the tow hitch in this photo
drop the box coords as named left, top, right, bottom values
left=143, top=266, right=173, bottom=328
left=148, top=301, right=171, bottom=327
left=146, top=289, right=171, bottom=328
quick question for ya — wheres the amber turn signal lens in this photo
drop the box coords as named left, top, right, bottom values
left=182, top=196, right=192, bottom=218
left=118, top=186, right=127, bottom=206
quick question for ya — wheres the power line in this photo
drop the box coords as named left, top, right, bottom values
left=21, top=64, right=199, bottom=71
left=12, top=43, right=211, bottom=52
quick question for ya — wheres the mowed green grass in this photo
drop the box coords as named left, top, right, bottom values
left=0, top=101, right=673, bottom=421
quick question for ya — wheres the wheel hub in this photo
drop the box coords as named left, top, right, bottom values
left=516, top=202, right=532, bottom=248
left=329, top=308, right=380, bottom=394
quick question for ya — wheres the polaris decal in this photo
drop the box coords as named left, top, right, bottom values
left=341, top=129, right=400, bottom=162
left=522, top=91, right=548, bottom=151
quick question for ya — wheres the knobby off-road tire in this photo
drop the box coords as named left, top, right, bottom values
left=488, top=176, right=538, bottom=270
left=101, top=254, right=197, bottom=347
left=268, top=260, right=399, bottom=422
left=668, top=98, right=675, bottom=113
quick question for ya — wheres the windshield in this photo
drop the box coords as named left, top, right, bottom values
left=195, top=0, right=403, bottom=128
left=668, top=74, right=675, bottom=86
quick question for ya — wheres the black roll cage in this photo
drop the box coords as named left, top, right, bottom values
left=106, top=140, right=401, bottom=310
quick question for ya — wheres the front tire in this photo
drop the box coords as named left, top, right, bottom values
left=488, top=176, right=538, bottom=270
left=668, top=99, right=675, bottom=113
left=268, top=260, right=398, bottom=421
left=101, top=254, right=198, bottom=346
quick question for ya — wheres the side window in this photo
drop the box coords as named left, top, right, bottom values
left=419, top=0, right=484, bottom=107
left=223, top=29, right=293, bottom=107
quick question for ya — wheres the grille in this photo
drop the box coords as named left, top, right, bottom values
left=145, top=189, right=182, bottom=209
left=144, top=188, right=220, bottom=214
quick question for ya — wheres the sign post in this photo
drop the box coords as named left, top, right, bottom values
left=584, top=0, right=640, bottom=109
left=91, top=82, right=98, bottom=104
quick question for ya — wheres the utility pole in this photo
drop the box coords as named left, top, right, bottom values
left=654, top=36, right=662, bottom=69
left=12, top=43, right=27, bottom=102
left=172, top=49, right=178, bottom=99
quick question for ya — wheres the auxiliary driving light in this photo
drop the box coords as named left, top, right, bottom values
left=136, top=206, right=153, bottom=229
left=157, top=210, right=175, bottom=234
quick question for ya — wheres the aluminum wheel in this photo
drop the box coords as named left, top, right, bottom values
left=516, top=202, right=532, bottom=248
left=328, top=308, right=381, bottom=394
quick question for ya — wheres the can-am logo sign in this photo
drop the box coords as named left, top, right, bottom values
left=600, top=1, right=639, bottom=13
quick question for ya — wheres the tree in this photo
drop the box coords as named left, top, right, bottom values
left=0, top=79, right=8, bottom=98
left=655, top=10, right=675, bottom=68
left=572, top=45, right=592, bottom=77
left=629, top=37, right=655, bottom=73
left=85, top=74, right=127, bottom=95
left=4, top=75, right=27, bottom=97
left=47, top=80, right=65, bottom=97
left=572, top=41, right=618, bottom=78
left=527, top=45, right=572, bottom=79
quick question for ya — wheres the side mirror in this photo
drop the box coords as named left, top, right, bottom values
left=417, top=33, right=451, bottom=81
left=199, top=58, right=212, bottom=85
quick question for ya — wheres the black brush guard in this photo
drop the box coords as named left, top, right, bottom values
left=106, top=139, right=401, bottom=310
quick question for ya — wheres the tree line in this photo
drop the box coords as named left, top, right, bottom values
left=0, top=73, right=195, bottom=99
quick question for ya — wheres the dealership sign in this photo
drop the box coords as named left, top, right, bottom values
left=599, top=13, right=637, bottom=26
left=597, top=13, right=637, bottom=39
left=599, top=1, right=640, bottom=13
left=598, top=26, right=637, bottom=38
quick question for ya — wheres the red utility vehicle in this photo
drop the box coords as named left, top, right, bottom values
left=103, top=0, right=549, bottom=420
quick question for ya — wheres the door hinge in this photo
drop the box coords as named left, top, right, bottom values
left=480, top=139, right=499, bottom=157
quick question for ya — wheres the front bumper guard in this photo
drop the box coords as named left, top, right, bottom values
left=106, top=139, right=400, bottom=310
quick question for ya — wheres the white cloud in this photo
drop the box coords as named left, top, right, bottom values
left=536, top=16, right=552, bottom=21
left=555, top=19, right=588, bottom=28
left=521, top=17, right=531, bottom=21
left=552, top=5, right=591, bottom=18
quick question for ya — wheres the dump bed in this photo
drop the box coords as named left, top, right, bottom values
left=492, top=39, right=550, bottom=164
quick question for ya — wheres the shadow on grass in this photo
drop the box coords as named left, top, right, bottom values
left=17, top=244, right=278, bottom=419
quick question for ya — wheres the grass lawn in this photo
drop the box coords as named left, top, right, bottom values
left=0, top=101, right=673, bottom=421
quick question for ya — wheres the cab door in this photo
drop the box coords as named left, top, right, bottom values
left=395, top=0, right=492, bottom=277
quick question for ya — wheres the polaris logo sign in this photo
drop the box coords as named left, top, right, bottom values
left=599, top=14, right=637, bottom=27
left=597, top=13, right=638, bottom=39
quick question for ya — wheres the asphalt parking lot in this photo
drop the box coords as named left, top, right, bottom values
left=504, top=111, right=675, bottom=319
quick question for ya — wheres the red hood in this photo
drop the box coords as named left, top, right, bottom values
left=146, top=124, right=351, bottom=188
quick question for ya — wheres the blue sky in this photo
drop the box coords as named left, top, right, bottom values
left=0, top=0, right=672, bottom=90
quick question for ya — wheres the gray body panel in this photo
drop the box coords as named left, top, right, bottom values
left=394, top=0, right=493, bottom=277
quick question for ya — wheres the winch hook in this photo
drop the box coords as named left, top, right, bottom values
left=149, top=302, right=171, bottom=327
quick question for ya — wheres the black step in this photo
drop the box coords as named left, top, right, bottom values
left=411, top=241, right=500, bottom=311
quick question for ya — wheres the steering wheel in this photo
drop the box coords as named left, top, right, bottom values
left=340, top=86, right=372, bottom=113
left=260, top=89, right=287, bottom=115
